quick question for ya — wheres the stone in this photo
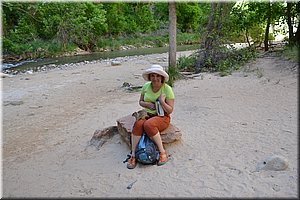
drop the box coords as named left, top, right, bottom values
left=256, top=155, right=289, bottom=171
left=3, top=100, right=24, bottom=106
left=0, top=72, right=12, bottom=78
left=116, top=114, right=182, bottom=147
left=160, top=123, right=182, bottom=143
left=89, top=126, right=119, bottom=150
left=111, top=61, right=121, bottom=66
left=116, top=115, right=136, bottom=147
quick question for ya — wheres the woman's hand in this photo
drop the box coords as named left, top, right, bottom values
left=158, top=93, right=174, bottom=115
left=139, top=94, right=155, bottom=110
left=146, top=102, right=156, bottom=110
left=158, top=94, right=166, bottom=104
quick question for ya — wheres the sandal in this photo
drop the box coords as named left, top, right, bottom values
left=157, top=152, right=168, bottom=166
left=127, top=156, right=137, bottom=169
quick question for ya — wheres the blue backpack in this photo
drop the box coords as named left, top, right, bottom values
left=135, top=132, right=159, bottom=164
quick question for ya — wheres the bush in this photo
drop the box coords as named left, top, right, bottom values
left=166, top=65, right=181, bottom=87
left=215, top=47, right=257, bottom=75
left=177, top=54, right=197, bottom=72
left=282, top=44, right=298, bottom=62
left=176, top=33, right=200, bottom=45
left=175, top=46, right=257, bottom=76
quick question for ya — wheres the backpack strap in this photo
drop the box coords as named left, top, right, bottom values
left=123, top=151, right=132, bottom=163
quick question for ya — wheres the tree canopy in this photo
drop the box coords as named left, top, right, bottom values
left=2, top=1, right=298, bottom=61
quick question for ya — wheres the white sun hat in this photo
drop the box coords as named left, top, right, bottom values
left=142, top=64, right=169, bottom=82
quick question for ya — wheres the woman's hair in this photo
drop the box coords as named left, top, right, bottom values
left=148, top=74, right=165, bottom=83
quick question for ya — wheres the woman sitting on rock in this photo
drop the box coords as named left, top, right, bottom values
left=127, top=64, right=175, bottom=169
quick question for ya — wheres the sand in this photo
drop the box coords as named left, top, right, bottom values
left=1, top=50, right=298, bottom=198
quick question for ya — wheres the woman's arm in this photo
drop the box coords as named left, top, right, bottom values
left=159, top=94, right=174, bottom=115
left=139, top=94, right=156, bottom=110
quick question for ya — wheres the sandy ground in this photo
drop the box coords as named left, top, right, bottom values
left=1, top=50, right=298, bottom=198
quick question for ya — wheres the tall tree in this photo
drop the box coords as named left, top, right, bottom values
left=296, top=2, right=300, bottom=45
left=286, top=2, right=299, bottom=45
left=196, top=2, right=234, bottom=72
left=264, top=1, right=271, bottom=51
left=168, top=1, right=176, bottom=86
left=248, top=1, right=284, bottom=51
left=287, top=2, right=293, bottom=45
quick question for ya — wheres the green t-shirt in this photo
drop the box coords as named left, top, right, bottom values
left=141, top=82, right=175, bottom=114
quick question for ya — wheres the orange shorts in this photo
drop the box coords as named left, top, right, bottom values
left=132, top=115, right=170, bottom=137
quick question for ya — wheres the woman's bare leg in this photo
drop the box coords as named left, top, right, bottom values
left=131, top=134, right=141, bottom=157
left=151, top=132, right=165, bottom=153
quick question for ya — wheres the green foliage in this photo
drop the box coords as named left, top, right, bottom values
left=103, top=3, right=127, bottom=35
left=176, top=33, right=200, bottom=45
left=197, top=3, right=212, bottom=36
left=2, top=37, right=77, bottom=59
left=95, top=32, right=199, bottom=52
left=248, top=24, right=265, bottom=45
left=96, top=34, right=168, bottom=50
left=153, top=3, right=168, bottom=22
left=282, top=44, right=299, bottom=62
left=9, top=18, right=38, bottom=43
left=3, top=2, right=108, bottom=54
left=215, top=47, right=258, bottom=75
left=230, top=2, right=259, bottom=43
left=3, top=2, right=166, bottom=57
left=177, top=54, right=197, bottom=72
left=166, top=65, right=181, bottom=87
left=35, top=3, right=65, bottom=40
left=176, top=46, right=257, bottom=76
left=176, top=2, right=201, bottom=32
left=230, top=1, right=287, bottom=46
left=133, top=3, right=158, bottom=33
left=3, top=3, right=39, bottom=43
left=2, top=1, right=297, bottom=65
left=104, top=3, right=158, bottom=35
left=51, top=3, right=108, bottom=51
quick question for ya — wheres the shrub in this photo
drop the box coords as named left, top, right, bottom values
left=175, top=46, right=257, bottom=76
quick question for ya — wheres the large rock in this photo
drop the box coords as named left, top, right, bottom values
left=116, top=114, right=182, bottom=147
left=256, top=155, right=289, bottom=171
left=89, top=126, right=119, bottom=150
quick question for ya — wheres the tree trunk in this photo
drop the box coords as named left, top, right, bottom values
left=264, top=18, right=270, bottom=51
left=216, top=3, right=223, bottom=38
left=295, top=2, right=300, bottom=45
left=168, top=1, right=176, bottom=79
left=204, top=2, right=217, bottom=59
left=296, top=18, right=300, bottom=45
left=287, top=2, right=294, bottom=45
left=196, top=2, right=217, bottom=72
left=246, top=29, right=251, bottom=47
left=264, top=2, right=271, bottom=52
